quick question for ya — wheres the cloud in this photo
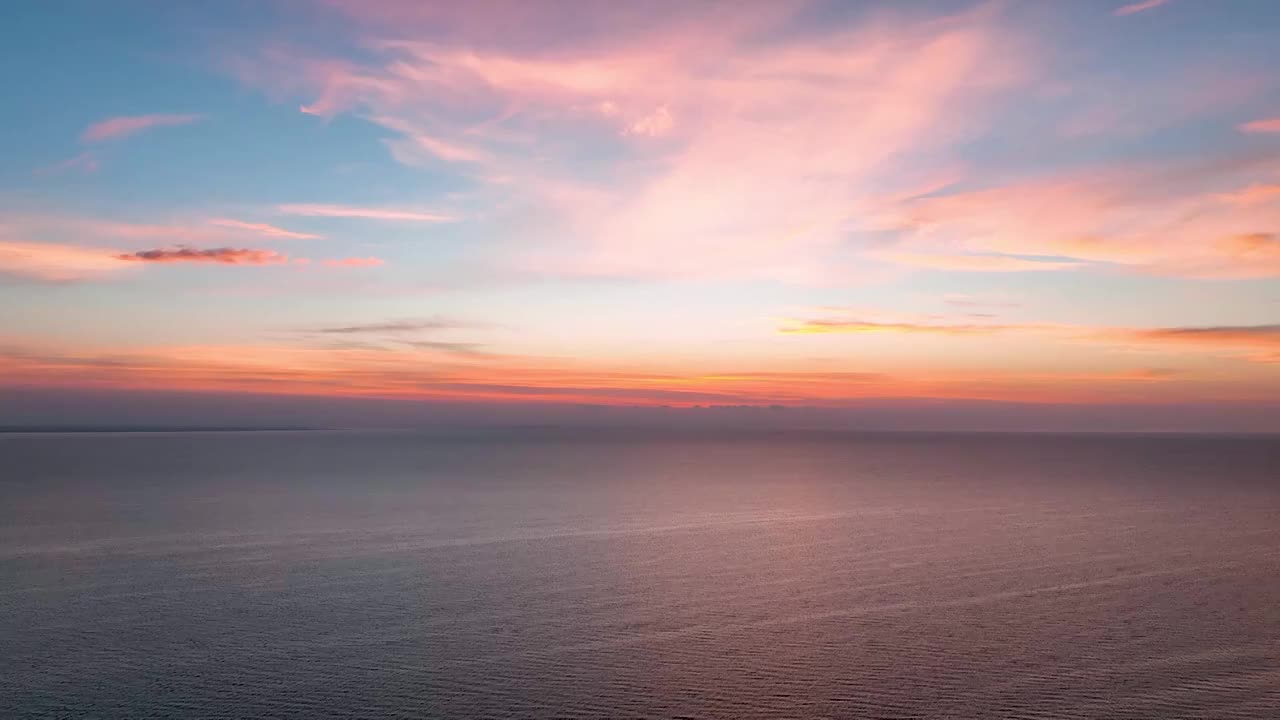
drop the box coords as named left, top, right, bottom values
left=17, top=215, right=324, bottom=245
left=870, top=251, right=1082, bottom=273
left=114, top=246, right=288, bottom=264
left=36, top=152, right=98, bottom=176
left=400, top=340, right=488, bottom=356
left=0, top=241, right=130, bottom=281
left=295, top=317, right=486, bottom=355
left=943, top=294, right=1021, bottom=309
left=276, top=204, right=455, bottom=222
left=311, top=318, right=462, bottom=334
left=1113, top=0, right=1170, bottom=17
left=1109, top=324, right=1280, bottom=363
left=322, top=256, right=385, bottom=267
left=0, top=217, right=321, bottom=280
left=779, top=318, right=1043, bottom=336
left=623, top=106, right=674, bottom=137
left=227, top=2, right=1277, bottom=285
left=1216, top=184, right=1280, bottom=206
left=1119, top=324, right=1280, bottom=343
left=236, top=3, right=1030, bottom=282
left=1240, top=117, right=1280, bottom=134
left=872, top=153, right=1280, bottom=279
left=207, top=219, right=322, bottom=240
left=2, top=337, right=1268, bottom=411
left=81, top=114, right=202, bottom=143
left=1219, top=232, right=1280, bottom=261
left=782, top=312, right=1280, bottom=364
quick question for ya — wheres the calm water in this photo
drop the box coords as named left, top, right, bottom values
left=2, top=430, right=1278, bottom=718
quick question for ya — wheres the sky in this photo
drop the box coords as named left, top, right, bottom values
left=1, top=0, right=1278, bottom=431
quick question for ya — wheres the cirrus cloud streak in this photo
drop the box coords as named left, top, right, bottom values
left=115, top=247, right=288, bottom=264
left=277, top=204, right=455, bottom=222
left=81, top=114, right=202, bottom=143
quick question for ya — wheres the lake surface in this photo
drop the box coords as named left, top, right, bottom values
left=2, top=430, right=1278, bottom=718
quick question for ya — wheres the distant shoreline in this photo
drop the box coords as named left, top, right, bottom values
left=2, top=425, right=1272, bottom=438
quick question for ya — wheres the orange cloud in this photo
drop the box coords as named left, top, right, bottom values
left=0, top=337, right=1269, bottom=409
left=0, top=241, right=131, bottom=281
left=779, top=319, right=1041, bottom=336
left=1240, top=117, right=1280, bottom=134
left=207, top=219, right=322, bottom=240
left=115, top=247, right=287, bottom=264
left=782, top=313, right=1280, bottom=364
left=277, top=203, right=455, bottom=222
left=1108, top=324, right=1280, bottom=364
left=81, top=114, right=202, bottom=143
left=1113, top=0, right=1170, bottom=17
left=1216, top=184, right=1280, bottom=206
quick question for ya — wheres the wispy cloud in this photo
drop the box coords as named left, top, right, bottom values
left=36, top=152, right=99, bottom=176
left=1240, top=117, right=1280, bottom=134
left=81, top=114, right=202, bottom=143
left=239, top=3, right=1029, bottom=282
left=779, top=319, right=1044, bottom=336
left=115, top=247, right=287, bottom=264
left=0, top=241, right=130, bottom=281
left=1216, top=184, right=1280, bottom=206
left=781, top=313, right=1280, bottom=364
left=207, top=219, right=322, bottom=240
left=1113, top=0, right=1170, bottom=17
left=277, top=204, right=455, bottom=222
left=311, top=318, right=462, bottom=334
left=870, top=251, right=1082, bottom=273
left=228, top=2, right=1280, bottom=286
left=399, top=340, right=489, bottom=356
left=293, top=317, right=487, bottom=356
left=1, top=213, right=330, bottom=248
left=1108, top=324, right=1280, bottom=363
left=943, top=294, right=1022, bottom=309
left=322, top=256, right=385, bottom=267
left=871, top=153, right=1280, bottom=279
left=1, top=338, right=1264, bottom=409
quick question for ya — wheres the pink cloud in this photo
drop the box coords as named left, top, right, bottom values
left=81, top=114, right=202, bottom=143
left=1113, top=0, right=1170, bottom=16
left=872, top=153, right=1280, bottom=278
left=207, top=218, right=322, bottom=240
left=1240, top=117, right=1280, bottom=134
left=115, top=246, right=287, bottom=265
left=0, top=214, right=333, bottom=264
left=623, top=106, right=674, bottom=137
left=0, top=240, right=130, bottom=281
left=869, top=251, right=1082, bottom=273
left=322, top=256, right=385, bottom=267
left=36, top=152, right=99, bottom=176
left=234, top=4, right=1030, bottom=282
left=276, top=203, right=455, bottom=222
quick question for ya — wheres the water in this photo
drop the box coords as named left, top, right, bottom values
left=2, top=430, right=1278, bottom=718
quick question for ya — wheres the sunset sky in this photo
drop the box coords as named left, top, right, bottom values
left=2, top=0, right=1278, bottom=430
